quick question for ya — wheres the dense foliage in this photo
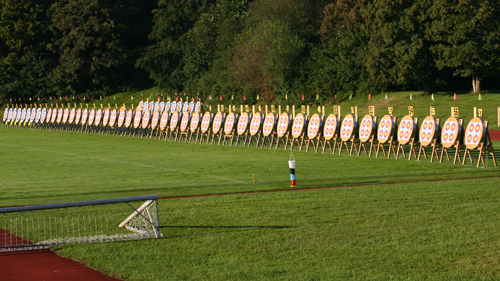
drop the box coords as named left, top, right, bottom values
left=1, top=0, right=500, bottom=105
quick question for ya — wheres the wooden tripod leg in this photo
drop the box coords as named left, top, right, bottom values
left=417, top=145, right=423, bottom=161
left=338, top=141, right=344, bottom=155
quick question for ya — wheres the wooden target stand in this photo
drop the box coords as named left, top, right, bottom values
left=461, top=116, right=497, bottom=167
left=395, top=115, right=419, bottom=160
left=275, top=112, right=292, bottom=150
left=261, top=112, right=277, bottom=148
left=200, top=111, right=214, bottom=144
left=357, top=113, right=377, bottom=157
left=222, top=112, right=238, bottom=146
left=305, top=112, right=323, bottom=153
left=235, top=111, right=251, bottom=146
left=247, top=112, right=263, bottom=147
left=178, top=112, right=191, bottom=142
left=210, top=111, right=225, bottom=145
left=168, top=111, right=181, bottom=141
left=188, top=112, right=202, bottom=143
left=139, top=110, right=152, bottom=138
left=148, top=110, right=160, bottom=139
left=439, top=113, right=464, bottom=164
left=338, top=113, right=358, bottom=155
left=321, top=112, right=340, bottom=154
left=157, top=111, right=170, bottom=140
left=417, top=113, right=440, bottom=162
left=290, top=112, right=308, bottom=151
left=375, top=115, right=398, bottom=159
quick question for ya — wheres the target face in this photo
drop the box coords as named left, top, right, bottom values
left=441, top=117, right=462, bottom=148
left=177, top=102, right=183, bottom=113
left=180, top=113, right=190, bottom=132
left=2, top=108, right=8, bottom=122
left=141, top=111, right=151, bottom=129
left=149, top=102, right=154, bottom=111
left=154, top=102, right=160, bottom=112
left=25, top=108, right=31, bottom=123
left=80, top=109, right=88, bottom=125
left=159, top=101, right=165, bottom=112
left=201, top=112, right=212, bottom=133
left=142, top=101, right=148, bottom=112
left=262, top=113, right=276, bottom=137
left=250, top=113, right=262, bottom=136
left=138, top=101, right=144, bottom=110
left=165, top=101, right=171, bottom=112
left=133, top=110, right=142, bottom=128
left=69, top=108, right=76, bottom=124
left=124, top=110, right=133, bottom=128
left=359, top=114, right=375, bottom=143
left=464, top=117, right=484, bottom=150
left=419, top=116, right=437, bottom=146
left=323, top=114, right=338, bottom=141
left=151, top=111, right=160, bottom=129
left=55, top=108, right=62, bottom=123
left=87, top=109, right=95, bottom=125
left=291, top=113, right=306, bottom=139
left=377, top=115, right=394, bottom=144
left=170, top=111, right=179, bottom=130
left=190, top=113, right=201, bottom=132
left=74, top=108, right=81, bottom=124
left=159, top=111, right=169, bottom=130
left=237, top=113, right=250, bottom=135
left=117, top=110, right=126, bottom=127
left=224, top=112, right=237, bottom=134
left=277, top=113, right=291, bottom=137
left=61, top=108, right=68, bottom=123
left=109, top=109, right=117, bottom=127
left=102, top=109, right=110, bottom=126
left=189, top=101, right=195, bottom=113
left=45, top=108, right=52, bottom=123
left=94, top=109, right=102, bottom=126
left=195, top=102, right=202, bottom=113
left=35, top=108, right=42, bottom=123
left=340, top=114, right=356, bottom=141
left=21, top=108, right=27, bottom=123
left=170, top=101, right=177, bottom=113
left=397, top=115, right=415, bottom=145
left=16, top=108, right=22, bottom=122
left=29, top=108, right=35, bottom=123
left=7, top=108, right=13, bottom=122
left=50, top=108, right=58, bottom=123
left=212, top=112, right=224, bottom=133
left=307, top=113, right=322, bottom=139
left=40, top=108, right=47, bottom=123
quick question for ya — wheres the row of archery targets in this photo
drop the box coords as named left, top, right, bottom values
left=2, top=101, right=497, bottom=167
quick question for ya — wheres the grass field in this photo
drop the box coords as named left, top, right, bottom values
left=1, top=119, right=500, bottom=279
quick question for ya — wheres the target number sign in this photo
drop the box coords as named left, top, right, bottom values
left=419, top=116, right=437, bottom=146
left=180, top=113, right=190, bottom=131
left=323, top=114, right=338, bottom=140
left=262, top=113, right=276, bottom=137
left=159, top=111, right=169, bottom=130
left=170, top=111, right=179, bottom=130
left=201, top=112, right=212, bottom=133
left=212, top=112, right=224, bottom=133
left=277, top=113, right=290, bottom=137
left=359, top=114, right=375, bottom=143
left=464, top=117, right=484, bottom=149
left=190, top=113, right=201, bottom=132
left=250, top=113, right=262, bottom=136
left=340, top=114, right=355, bottom=141
left=224, top=113, right=236, bottom=134
left=307, top=113, right=322, bottom=139
left=397, top=115, right=415, bottom=145
left=237, top=113, right=249, bottom=135
left=142, top=111, right=151, bottom=129
left=291, top=113, right=306, bottom=139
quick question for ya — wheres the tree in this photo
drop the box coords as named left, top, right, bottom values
left=428, top=0, right=500, bottom=93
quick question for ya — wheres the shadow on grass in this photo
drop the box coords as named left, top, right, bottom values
left=160, top=225, right=292, bottom=229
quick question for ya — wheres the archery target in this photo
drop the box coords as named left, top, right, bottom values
left=2, top=108, right=8, bottom=122
left=291, top=113, right=306, bottom=139
left=133, top=110, right=142, bottom=128
left=55, top=108, right=62, bottom=123
left=377, top=115, right=394, bottom=144
left=464, top=117, right=485, bottom=150
left=201, top=112, right=212, bottom=133
left=7, top=108, right=13, bottom=122
left=14, top=108, right=21, bottom=122
left=9, top=108, right=15, bottom=122
left=262, top=113, right=276, bottom=137
left=35, top=108, right=42, bottom=123
left=29, top=108, right=35, bottom=123
left=224, top=112, right=237, bottom=134
left=177, top=102, right=183, bottom=113
left=102, top=109, right=110, bottom=126
left=74, top=108, right=81, bottom=124
left=189, top=101, right=195, bottom=113
left=124, top=110, right=133, bottom=128
left=159, top=101, right=165, bottom=112
left=25, top=108, right=31, bottom=123
left=117, top=110, right=126, bottom=127
left=109, top=109, right=117, bottom=127
left=237, top=112, right=250, bottom=135
left=165, top=101, right=171, bottom=112
left=138, top=101, right=144, bottom=110
left=277, top=113, right=291, bottom=137
left=180, top=113, right=190, bottom=132
left=40, top=108, right=47, bottom=123
left=50, top=108, right=58, bottom=123
left=250, top=113, right=263, bottom=136
left=170, top=101, right=177, bottom=113
left=61, top=108, right=68, bottom=123
left=142, top=101, right=148, bottom=112
left=190, top=112, right=201, bottom=132
left=359, top=114, right=375, bottom=143
left=80, top=109, right=88, bottom=124
left=170, top=111, right=180, bottom=131
left=20, top=108, right=27, bottom=123
left=212, top=112, right=224, bottom=134
left=323, top=114, right=338, bottom=141
left=307, top=113, right=323, bottom=139
left=141, top=110, right=151, bottom=129
left=159, top=111, right=169, bottom=130
left=195, top=101, right=202, bottom=113
left=441, top=117, right=462, bottom=148
left=69, top=108, right=76, bottom=124
left=419, top=116, right=438, bottom=146
left=151, top=111, right=160, bottom=129
left=154, top=101, right=160, bottom=112
left=149, top=102, right=154, bottom=111
left=94, top=109, right=102, bottom=126
left=87, top=109, right=95, bottom=125
left=340, top=114, right=356, bottom=141
left=397, top=115, right=416, bottom=145
left=45, top=108, right=52, bottom=123
left=182, top=101, right=189, bottom=113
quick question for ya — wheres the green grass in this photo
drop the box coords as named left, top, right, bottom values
left=1, top=124, right=499, bottom=280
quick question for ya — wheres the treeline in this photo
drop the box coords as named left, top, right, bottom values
left=1, top=0, right=500, bottom=105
